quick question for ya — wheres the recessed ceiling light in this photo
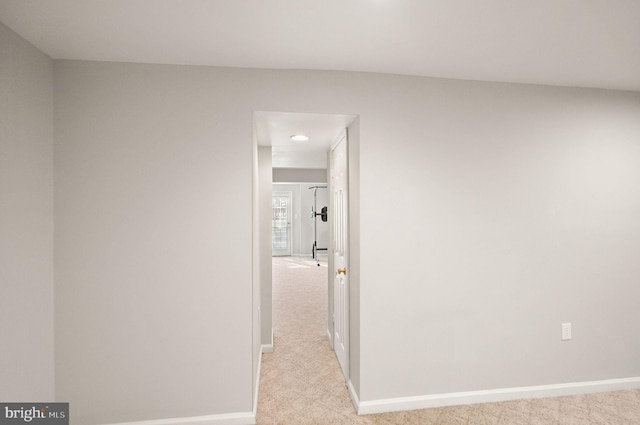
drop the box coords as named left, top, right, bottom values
left=290, top=134, right=310, bottom=142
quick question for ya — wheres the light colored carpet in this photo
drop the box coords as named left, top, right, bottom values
left=257, top=256, right=640, bottom=424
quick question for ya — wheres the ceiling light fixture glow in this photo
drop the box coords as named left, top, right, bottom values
left=290, top=134, right=310, bottom=142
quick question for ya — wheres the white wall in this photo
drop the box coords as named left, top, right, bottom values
left=51, top=59, right=640, bottom=422
left=0, top=22, right=54, bottom=402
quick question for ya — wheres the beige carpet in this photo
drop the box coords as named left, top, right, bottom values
left=257, top=256, right=640, bottom=424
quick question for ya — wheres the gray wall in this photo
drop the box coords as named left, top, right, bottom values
left=259, top=147, right=273, bottom=348
left=358, top=82, right=640, bottom=401
left=54, top=62, right=254, bottom=423
left=51, top=58, right=640, bottom=423
left=250, top=135, right=261, bottom=404
left=0, top=22, right=54, bottom=401
left=273, top=167, right=327, bottom=183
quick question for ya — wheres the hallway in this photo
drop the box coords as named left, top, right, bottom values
left=256, top=256, right=355, bottom=424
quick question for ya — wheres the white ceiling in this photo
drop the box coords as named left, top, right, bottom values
left=1, top=0, right=640, bottom=92
left=254, top=112, right=357, bottom=169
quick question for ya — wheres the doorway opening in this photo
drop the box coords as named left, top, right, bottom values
left=254, top=111, right=358, bottom=387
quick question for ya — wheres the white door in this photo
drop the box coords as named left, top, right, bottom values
left=272, top=192, right=292, bottom=256
left=331, top=132, right=349, bottom=378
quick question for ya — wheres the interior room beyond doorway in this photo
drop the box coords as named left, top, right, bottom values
left=272, top=182, right=329, bottom=260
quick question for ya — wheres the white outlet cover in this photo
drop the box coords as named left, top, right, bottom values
left=561, top=323, right=572, bottom=340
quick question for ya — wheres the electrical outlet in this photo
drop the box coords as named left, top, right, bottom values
left=561, top=323, right=572, bottom=341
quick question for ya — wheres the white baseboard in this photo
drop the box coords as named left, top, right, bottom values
left=102, top=411, right=255, bottom=425
left=261, top=329, right=274, bottom=353
left=326, top=328, right=332, bottom=346
left=355, top=376, right=640, bottom=415
left=102, top=354, right=265, bottom=425
left=347, top=380, right=360, bottom=412
left=253, top=348, right=262, bottom=420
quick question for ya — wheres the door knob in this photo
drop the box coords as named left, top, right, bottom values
left=338, top=268, right=347, bottom=275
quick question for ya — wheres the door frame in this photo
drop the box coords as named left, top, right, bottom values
left=252, top=112, right=360, bottom=411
